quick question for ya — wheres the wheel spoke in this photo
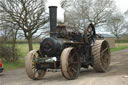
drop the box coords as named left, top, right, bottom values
left=25, top=50, right=46, bottom=80
left=72, top=68, right=77, bottom=73
left=37, top=70, right=41, bottom=74
left=61, top=48, right=80, bottom=80
left=68, top=50, right=80, bottom=78
left=74, top=61, right=79, bottom=63
left=70, top=52, right=77, bottom=58
left=101, top=47, right=109, bottom=66
left=69, top=61, right=78, bottom=65
left=101, top=48, right=108, bottom=55
left=32, top=66, right=35, bottom=69
left=68, top=65, right=77, bottom=78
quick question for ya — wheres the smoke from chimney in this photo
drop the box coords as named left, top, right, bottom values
left=46, top=0, right=65, bottom=23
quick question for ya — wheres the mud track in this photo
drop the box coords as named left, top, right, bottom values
left=0, top=49, right=128, bottom=85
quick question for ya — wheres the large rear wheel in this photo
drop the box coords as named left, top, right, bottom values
left=61, top=47, right=80, bottom=80
left=25, top=50, right=46, bottom=80
left=92, top=40, right=111, bottom=72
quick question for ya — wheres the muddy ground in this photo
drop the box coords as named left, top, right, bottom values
left=0, top=49, right=128, bottom=85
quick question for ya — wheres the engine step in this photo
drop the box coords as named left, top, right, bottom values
left=47, top=69, right=61, bottom=72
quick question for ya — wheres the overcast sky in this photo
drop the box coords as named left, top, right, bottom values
left=47, top=0, right=128, bottom=13
left=114, top=0, right=128, bottom=12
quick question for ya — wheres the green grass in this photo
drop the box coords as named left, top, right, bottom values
left=111, top=46, right=128, bottom=52
left=3, top=59, right=24, bottom=70
left=3, top=43, right=39, bottom=71
left=110, top=43, right=128, bottom=52
left=3, top=43, right=128, bottom=71
left=16, top=43, right=39, bottom=57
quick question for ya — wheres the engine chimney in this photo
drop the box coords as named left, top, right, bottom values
left=49, top=6, right=57, bottom=37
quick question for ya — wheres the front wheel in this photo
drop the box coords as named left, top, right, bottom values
left=60, top=47, right=80, bottom=80
left=25, top=50, right=46, bottom=80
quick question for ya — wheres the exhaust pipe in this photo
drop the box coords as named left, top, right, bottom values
left=49, top=6, right=57, bottom=37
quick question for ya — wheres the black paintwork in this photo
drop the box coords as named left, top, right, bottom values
left=38, top=6, right=96, bottom=69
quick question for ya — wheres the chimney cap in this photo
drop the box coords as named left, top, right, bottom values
left=49, top=6, right=57, bottom=8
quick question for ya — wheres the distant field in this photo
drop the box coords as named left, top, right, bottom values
left=115, top=43, right=128, bottom=47
left=16, top=43, right=40, bottom=57
left=111, top=43, right=128, bottom=52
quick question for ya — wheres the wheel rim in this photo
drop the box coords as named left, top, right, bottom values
left=25, top=50, right=46, bottom=80
left=61, top=48, right=80, bottom=80
left=100, top=41, right=110, bottom=70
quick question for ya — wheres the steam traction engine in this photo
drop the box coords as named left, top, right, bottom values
left=25, top=6, right=111, bottom=80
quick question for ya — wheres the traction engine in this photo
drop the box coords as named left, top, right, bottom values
left=25, top=6, right=111, bottom=80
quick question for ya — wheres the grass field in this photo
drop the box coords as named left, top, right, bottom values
left=16, top=43, right=40, bottom=57
left=3, top=43, right=128, bottom=71
left=3, top=43, right=40, bottom=71
left=3, top=59, right=24, bottom=70
left=111, top=43, right=128, bottom=52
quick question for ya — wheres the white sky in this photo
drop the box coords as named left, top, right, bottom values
left=46, top=0, right=65, bottom=23
left=47, top=0, right=128, bottom=13
left=114, top=0, right=128, bottom=12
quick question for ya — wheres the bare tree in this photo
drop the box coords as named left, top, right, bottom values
left=0, top=0, right=48, bottom=51
left=65, top=0, right=115, bottom=30
left=0, top=25, right=11, bottom=41
left=0, top=16, right=14, bottom=42
left=0, top=15, right=19, bottom=59
left=125, top=9, right=128, bottom=15
left=65, top=11, right=83, bottom=31
left=60, top=0, right=72, bottom=9
left=124, top=9, right=128, bottom=32
left=107, top=14, right=126, bottom=40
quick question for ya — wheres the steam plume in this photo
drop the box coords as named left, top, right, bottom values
left=46, top=0, right=65, bottom=23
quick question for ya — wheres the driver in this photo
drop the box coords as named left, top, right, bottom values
left=87, top=23, right=96, bottom=46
